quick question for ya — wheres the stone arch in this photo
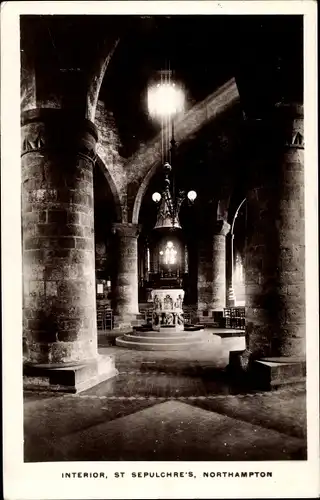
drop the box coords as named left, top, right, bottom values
left=225, top=194, right=247, bottom=308
left=216, top=197, right=231, bottom=222
left=229, top=197, right=247, bottom=232
left=95, top=155, right=123, bottom=222
left=86, top=39, right=120, bottom=123
left=132, top=159, right=160, bottom=224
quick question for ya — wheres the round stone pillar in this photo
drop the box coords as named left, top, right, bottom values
left=22, top=109, right=98, bottom=364
left=21, top=109, right=117, bottom=391
left=212, top=220, right=230, bottom=311
left=144, top=243, right=150, bottom=281
left=151, top=243, right=160, bottom=274
left=112, top=223, right=140, bottom=323
left=197, top=234, right=213, bottom=315
left=245, top=103, right=305, bottom=359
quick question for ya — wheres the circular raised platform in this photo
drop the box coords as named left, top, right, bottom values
left=115, top=326, right=205, bottom=351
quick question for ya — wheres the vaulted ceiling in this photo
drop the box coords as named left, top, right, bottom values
left=21, top=14, right=303, bottom=144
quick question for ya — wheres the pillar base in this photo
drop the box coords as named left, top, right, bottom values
left=23, top=355, right=118, bottom=394
left=113, top=312, right=144, bottom=330
left=228, top=350, right=306, bottom=391
left=227, top=287, right=236, bottom=307
left=251, top=357, right=306, bottom=390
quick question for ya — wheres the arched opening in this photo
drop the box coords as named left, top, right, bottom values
left=227, top=197, right=247, bottom=307
left=94, top=158, right=121, bottom=327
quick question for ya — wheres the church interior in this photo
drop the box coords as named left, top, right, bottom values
left=21, top=14, right=307, bottom=461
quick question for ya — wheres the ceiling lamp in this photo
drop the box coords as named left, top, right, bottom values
left=148, top=82, right=184, bottom=118
left=148, top=69, right=197, bottom=231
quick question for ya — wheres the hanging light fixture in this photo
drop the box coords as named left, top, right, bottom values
left=153, top=162, right=182, bottom=230
left=148, top=82, right=184, bottom=118
left=148, top=69, right=197, bottom=231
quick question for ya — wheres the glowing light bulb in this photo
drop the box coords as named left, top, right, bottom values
left=152, top=192, right=161, bottom=203
left=187, top=190, right=197, bottom=202
left=147, top=83, right=184, bottom=118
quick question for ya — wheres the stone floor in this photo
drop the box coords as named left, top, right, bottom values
left=24, top=332, right=307, bottom=462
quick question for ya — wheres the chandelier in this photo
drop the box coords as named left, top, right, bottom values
left=148, top=69, right=197, bottom=230
left=152, top=161, right=197, bottom=230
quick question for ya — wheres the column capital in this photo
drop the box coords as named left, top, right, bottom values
left=21, top=108, right=99, bottom=162
left=275, top=102, right=304, bottom=149
left=112, top=222, right=141, bottom=238
left=213, top=220, right=230, bottom=236
left=261, top=103, right=303, bottom=149
left=274, top=102, right=303, bottom=119
left=244, top=102, right=304, bottom=151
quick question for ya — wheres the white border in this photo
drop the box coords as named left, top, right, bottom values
left=1, top=2, right=319, bottom=499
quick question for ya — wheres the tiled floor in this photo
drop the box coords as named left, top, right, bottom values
left=24, top=333, right=307, bottom=462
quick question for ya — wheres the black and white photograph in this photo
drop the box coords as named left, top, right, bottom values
left=1, top=1, right=319, bottom=499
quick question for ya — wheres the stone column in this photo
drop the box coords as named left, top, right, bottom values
left=21, top=108, right=117, bottom=392
left=144, top=243, right=150, bottom=281
left=197, top=235, right=213, bottom=316
left=184, top=244, right=189, bottom=274
left=198, top=220, right=230, bottom=318
left=150, top=243, right=160, bottom=274
left=112, top=223, right=140, bottom=326
left=212, top=220, right=230, bottom=311
left=243, top=104, right=305, bottom=377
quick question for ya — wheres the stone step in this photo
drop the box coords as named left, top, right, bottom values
left=198, top=320, right=221, bottom=327
left=132, top=329, right=203, bottom=338
left=115, top=337, right=206, bottom=351
left=184, top=325, right=205, bottom=332
left=134, top=324, right=154, bottom=331
left=121, top=333, right=204, bottom=344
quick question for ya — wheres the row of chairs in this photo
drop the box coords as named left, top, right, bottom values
left=97, top=306, right=113, bottom=330
left=97, top=306, right=245, bottom=331
left=224, top=307, right=246, bottom=329
left=224, top=307, right=245, bottom=318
